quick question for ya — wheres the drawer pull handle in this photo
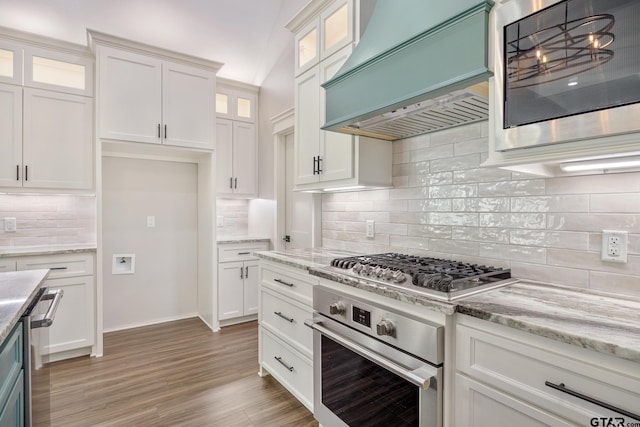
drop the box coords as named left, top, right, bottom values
left=237, top=252, right=251, bottom=255
left=50, top=267, right=68, bottom=271
left=274, top=311, right=294, bottom=323
left=274, top=356, right=294, bottom=372
left=274, top=278, right=294, bottom=287
left=545, top=381, right=640, bottom=420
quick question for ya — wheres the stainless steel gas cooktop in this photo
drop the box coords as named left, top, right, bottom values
left=327, top=253, right=516, bottom=301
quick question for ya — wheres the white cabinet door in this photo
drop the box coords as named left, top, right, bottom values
left=319, top=45, right=354, bottom=183
left=294, top=67, right=321, bottom=185
left=98, top=46, right=162, bottom=144
left=22, top=88, right=93, bottom=189
left=46, top=276, right=95, bottom=355
left=0, top=84, right=22, bottom=187
left=0, top=41, right=22, bottom=85
left=218, top=261, right=244, bottom=320
left=216, top=119, right=234, bottom=195
left=232, top=121, right=257, bottom=196
left=455, top=374, right=574, bottom=427
left=243, top=261, right=259, bottom=316
left=162, top=62, right=215, bottom=149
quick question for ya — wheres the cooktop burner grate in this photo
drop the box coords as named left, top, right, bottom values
left=330, top=253, right=511, bottom=294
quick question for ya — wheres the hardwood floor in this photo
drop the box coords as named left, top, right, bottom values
left=46, top=318, right=318, bottom=427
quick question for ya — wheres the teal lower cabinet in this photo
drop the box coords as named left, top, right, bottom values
left=0, top=322, right=24, bottom=427
left=0, top=370, right=24, bottom=427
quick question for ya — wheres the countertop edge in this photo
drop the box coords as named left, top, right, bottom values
left=0, top=245, right=97, bottom=258
left=217, top=237, right=271, bottom=244
left=0, top=269, right=49, bottom=343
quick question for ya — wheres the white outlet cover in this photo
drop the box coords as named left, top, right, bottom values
left=601, top=230, right=628, bottom=263
left=366, top=220, right=375, bottom=238
left=146, top=216, right=155, bottom=228
left=4, top=217, right=17, bottom=232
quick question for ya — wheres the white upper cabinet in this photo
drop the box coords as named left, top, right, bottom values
left=0, top=84, right=22, bottom=187
left=216, top=79, right=259, bottom=198
left=293, top=0, right=353, bottom=76
left=23, top=47, right=93, bottom=96
left=0, top=30, right=94, bottom=191
left=0, top=41, right=22, bottom=85
left=98, top=47, right=162, bottom=145
left=216, top=84, right=257, bottom=123
left=22, top=88, right=93, bottom=189
left=94, top=36, right=220, bottom=151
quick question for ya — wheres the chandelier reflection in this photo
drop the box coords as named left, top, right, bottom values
left=506, top=7, right=615, bottom=88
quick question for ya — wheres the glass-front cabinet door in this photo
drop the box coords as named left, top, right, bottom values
left=295, top=19, right=319, bottom=76
left=0, top=41, right=22, bottom=85
left=320, top=0, right=352, bottom=60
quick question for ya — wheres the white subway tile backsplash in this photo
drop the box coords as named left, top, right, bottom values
left=430, top=154, right=481, bottom=173
left=511, top=195, right=590, bottom=213
left=321, top=122, right=640, bottom=298
left=510, top=262, right=589, bottom=288
left=590, top=194, right=640, bottom=213
left=453, top=137, right=488, bottom=156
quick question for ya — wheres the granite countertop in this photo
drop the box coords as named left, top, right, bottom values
left=216, top=236, right=271, bottom=244
left=0, top=269, right=49, bottom=342
left=255, top=248, right=359, bottom=270
left=0, top=244, right=97, bottom=258
left=257, top=250, right=640, bottom=363
left=457, top=281, right=640, bottom=363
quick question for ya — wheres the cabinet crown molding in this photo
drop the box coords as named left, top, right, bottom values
left=87, top=29, right=223, bottom=73
left=286, top=0, right=337, bottom=33
left=217, top=77, right=259, bottom=93
left=0, top=25, right=91, bottom=58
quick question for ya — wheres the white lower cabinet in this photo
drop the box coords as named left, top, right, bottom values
left=16, top=252, right=96, bottom=362
left=0, top=259, right=16, bottom=272
left=258, top=260, right=317, bottom=411
left=455, top=315, right=640, bottom=426
left=217, top=242, right=269, bottom=326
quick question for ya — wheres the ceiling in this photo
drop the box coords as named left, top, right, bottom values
left=0, top=0, right=309, bottom=85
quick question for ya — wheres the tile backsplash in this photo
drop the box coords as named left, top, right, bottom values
left=0, top=194, right=96, bottom=247
left=322, top=122, right=640, bottom=297
left=216, top=199, right=249, bottom=236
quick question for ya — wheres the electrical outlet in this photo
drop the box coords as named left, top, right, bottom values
left=217, top=216, right=224, bottom=227
left=601, top=230, right=628, bottom=263
left=146, top=216, right=155, bottom=228
left=366, top=220, right=375, bottom=238
left=4, top=218, right=16, bottom=232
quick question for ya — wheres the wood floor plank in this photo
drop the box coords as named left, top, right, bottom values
left=45, top=318, right=318, bottom=427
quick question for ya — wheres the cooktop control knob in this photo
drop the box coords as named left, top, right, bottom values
left=376, top=319, right=395, bottom=337
left=329, top=302, right=346, bottom=315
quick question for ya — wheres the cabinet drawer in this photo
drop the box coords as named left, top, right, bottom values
left=260, top=288, right=313, bottom=357
left=0, top=322, right=22, bottom=409
left=260, top=264, right=315, bottom=306
left=218, top=242, right=268, bottom=263
left=260, top=327, right=313, bottom=411
left=17, top=253, right=94, bottom=279
left=457, top=322, right=640, bottom=424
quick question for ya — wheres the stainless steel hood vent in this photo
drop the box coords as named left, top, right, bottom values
left=322, top=0, right=494, bottom=141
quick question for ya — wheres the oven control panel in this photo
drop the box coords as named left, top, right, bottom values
left=314, top=286, right=444, bottom=364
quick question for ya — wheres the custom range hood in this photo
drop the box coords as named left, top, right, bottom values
left=322, top=0, right=494, bottom=141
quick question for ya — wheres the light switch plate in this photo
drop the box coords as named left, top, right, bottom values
left=217, top=216, right=224, bottom=227
left=146, top=216, right=155, bottom=228
left=4, top=218, right=16, bottom=232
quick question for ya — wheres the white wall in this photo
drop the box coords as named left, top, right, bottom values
left=102, top=157, right=198, bottom=331
left=322, top=122, right=640, bottom=298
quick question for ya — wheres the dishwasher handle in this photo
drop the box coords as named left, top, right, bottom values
left=31, top=289, right=64, bottom=328
left=305, top=319, right=436, bottom=390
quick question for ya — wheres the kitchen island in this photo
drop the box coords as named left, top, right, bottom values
left=0, top=270, right=49, bottom=342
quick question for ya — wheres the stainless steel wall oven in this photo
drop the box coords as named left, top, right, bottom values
left=307, top=286, right=444, bottom=427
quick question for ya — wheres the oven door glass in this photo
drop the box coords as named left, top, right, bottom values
left=321, top=334, right=419, bottom=426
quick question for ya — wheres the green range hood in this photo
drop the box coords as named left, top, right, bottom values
left=322, top=0, right=494, bottom=141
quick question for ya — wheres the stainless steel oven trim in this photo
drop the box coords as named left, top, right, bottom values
left=31, top=289, right=63, bottom=328
left=308, top=315, right=443, bottom=427
left=306, top=318, right=436, bottom=389
left=492, top=0, right=640, bottom=152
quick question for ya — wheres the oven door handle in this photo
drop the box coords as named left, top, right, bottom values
left=31, top=289, right=64, bottom=329
left=305, top=319, right=435, bottom=390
